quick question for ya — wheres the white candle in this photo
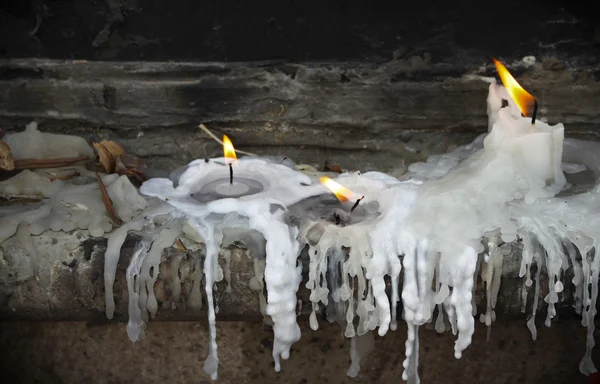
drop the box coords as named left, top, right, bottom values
left=486, top=82, right=566, bottom=202
left=397, top=59, right=573, bottom=383
left=140, top=156, right=323, bottom=377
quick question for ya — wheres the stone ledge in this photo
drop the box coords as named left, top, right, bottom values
left=1, top=59, right=599, bottom=135
left=0, top=229, right=574, bottom=322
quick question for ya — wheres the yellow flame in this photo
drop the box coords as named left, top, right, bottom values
left=223, top=134, right=237, bottom=163
left=493, top=57, right=537, bottom=117
left=320, top=176, right=354, bottom=203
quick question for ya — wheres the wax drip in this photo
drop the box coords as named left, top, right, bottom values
left=187, top=220, right=220, bottom=380
left=480, top=237, right=503, bottom=341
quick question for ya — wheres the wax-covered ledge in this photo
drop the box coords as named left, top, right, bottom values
left=0, top=231, right=255, bottom=322
left=2, top=57, right=600, bottom=381
left=0, top=229, right=558, bottom=322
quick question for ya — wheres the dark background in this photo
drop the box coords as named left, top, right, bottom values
left=1, top=0, right=599, bottom=63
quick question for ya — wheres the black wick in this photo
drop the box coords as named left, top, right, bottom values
left=531, top=99, right=538, bottom=125
left=229, top=163, right=233, bottom=185
left=350, top=196, right=365, bottom=214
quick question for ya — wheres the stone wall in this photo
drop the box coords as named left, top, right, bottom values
left=0, top=59, right=599, bottom=174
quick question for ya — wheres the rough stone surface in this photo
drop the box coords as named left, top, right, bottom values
left=0, top=319, right=595, bottom=383
left=0, top=229, right=575, bottom=322
left=1, top=58, right=600, bottom=173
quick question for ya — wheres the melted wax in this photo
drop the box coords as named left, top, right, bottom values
left=2, top=95, right=595, bottom=382
left=138, top=157, right=323, bottom=378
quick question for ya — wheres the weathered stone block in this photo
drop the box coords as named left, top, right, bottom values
left=0, top=229, right=574, bottom=323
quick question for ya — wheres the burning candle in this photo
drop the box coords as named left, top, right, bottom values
left=398, top=58, right=573, bottom=383
left=287, top=171, right=419, bottom=376
left=139, top=135, right=325, bottom=378
left=486, top=58, right=566, bottom=202
left=320, top=176, right=365, bottom=214
left=314, top=176, right=372, bottom=226
left=222, top=134, right=236, bottom=186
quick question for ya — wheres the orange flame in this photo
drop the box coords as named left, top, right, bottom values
left=320, top=176, right=354, bottom=203
left=223, top=134, right=237, bottom=163
left=492, top=58, right=537, bottom=117
left=492, top=57, right=536, bottom=116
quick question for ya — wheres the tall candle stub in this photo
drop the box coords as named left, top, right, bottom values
left=486, top=58, right=566, bottom=201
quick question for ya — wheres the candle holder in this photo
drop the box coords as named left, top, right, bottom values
left=287, top=172, right=419, bottom=340
left=138, top=156, right=323, bottom=378
left=171, top=160, right=266, bottom=202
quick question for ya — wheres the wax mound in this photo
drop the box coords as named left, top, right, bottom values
left=129, top=156, right=323, bottom=379
left=296, top=172, right=419, bottom=340
left=0, top=172, right=147, bottom=243
left=2, top=121, right=94, bottom=160
left=397, top=131, right=600, bottom=382
left=0, top=170, right=63, bottom=198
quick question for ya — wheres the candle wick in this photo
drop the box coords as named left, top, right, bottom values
left=229, top=163, right=233, bottom=185
left=531, top=99, right=538, bottom=125
left=350, top=196, right=365, bottom=214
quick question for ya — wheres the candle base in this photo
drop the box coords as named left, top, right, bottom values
left=191, top=177, right=264, bottom=202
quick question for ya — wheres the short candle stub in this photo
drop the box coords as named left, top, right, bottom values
left=190, top=177, right=264, bottom=202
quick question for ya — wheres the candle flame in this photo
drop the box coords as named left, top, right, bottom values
left=492, top=57, right=537, bottom=117
left=320, top=176, right=354, bottom=203
left=223, top=134, right=237, bottom=163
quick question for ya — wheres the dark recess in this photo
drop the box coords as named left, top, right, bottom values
left=0, top=0, right=599, bottom=63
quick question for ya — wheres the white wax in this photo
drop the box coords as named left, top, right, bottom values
left=140, top=156, right=324, bottom=375
left=395, top=79, right=572, bottom=382
left=299, top=172, right=419, bottom=341
left=215, top=181, right=250, bottom=195
left=508, top=180, right=600, bottom=374
left=2, top=121, right=95, bottom=160
left=0, top=171, right=147, bottom=245
left=105, top=200, right=174, bottom=319
left=92, top=102, right=600, bottom=382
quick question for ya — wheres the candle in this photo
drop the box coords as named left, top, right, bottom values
left=485, top=58, right=566, bottom=202
left=287, top=171, right=419, bottom=376
left=139, top=136, right=324, bottom=378
left=397, top=59, right=573, bottom=383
